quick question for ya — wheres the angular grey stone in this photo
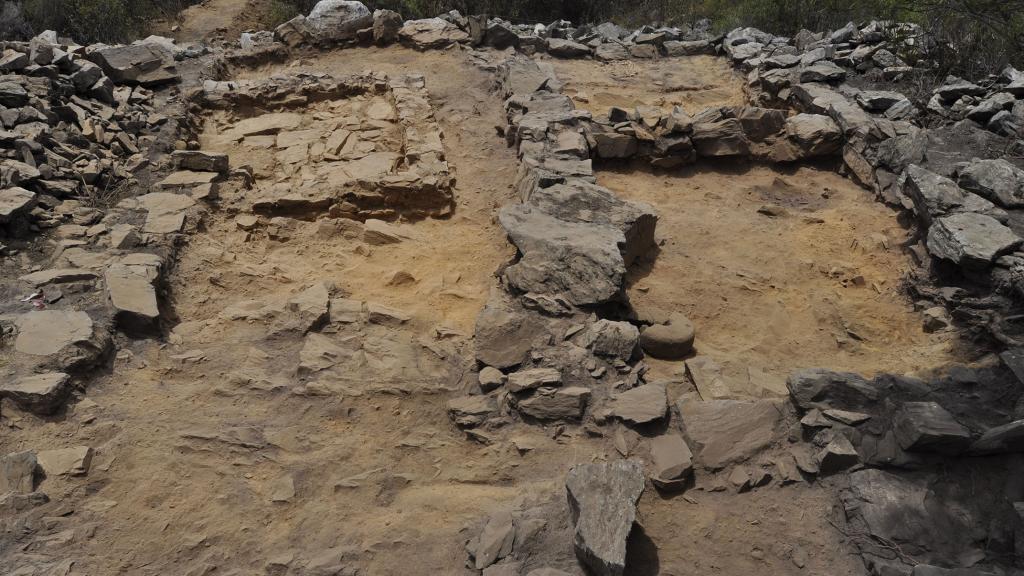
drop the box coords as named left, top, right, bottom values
left=507, top=367, right=561, bottom=393
left=966, top=92, right=1015, bottom=122
left=0, top=186, right=36, bottom=224
left=927, top=212, right=1021, bottom=269
left=692, top=118, right=750, bottom=157
left=935, top=77, right=985, bottom=101
left=610, top=383, right=667, bottom=424
left=547, top=38, right=591, bottom=58
left=19, top=268, right=98, bottom=287
left=171, top=150, right=229, bottom=174
left=799, top=61, right=846, bottom=83
left=786, top=368, right=878, bottom=411
left=14, top=310, right=93, bottom=357
left=566, top=460, right=645, bottom=576
left=649, top=433, right=693, bottom=490
left=902, top=164, right=1003, bottom=227
left=484, top=20, right=518, bottom=49
left=0, top=81, right=28, bottom=107
left=0, top=372, right=71, bottom=415
left=37, top=446, right=92, bottom=477
left=893, top=401, right=972, bottom=454
left=447, top=395, right=495, bottom=428
left=474, top=294, right=541, bottom=370
left=88, top=44, right=178, bottom=86
left=587, top=320, right=639, bottom=361
left=517, top=387, right=590, bottom=421
left=592, top=131, right=637, bottom=159
left=594, top=43, right=630, bottom=62
left=958, top=158, right=1024, bottom=208
left=473, top=510, right=515, bottom=569
left=783, top=113, right=842, bottom=157
left=871, top=48, right=906, bottom=69
left=0, top=451, right=36, bottom=494
left=677, top=396, right=784, bottom=469
left=478, top=366, right=506, bottom=392
left=105, top=254, right=163, bottom=333
left=817, top=433, right=859, bottom=474
left=398, top=18, right=469, bottom=50
left=970, top=420, right=1024, bottom=454
left=855, top=90, right=908, bottom=112
left=663, top=39, right=712, bottom=56
left=372, top=9, right=402, bottom=44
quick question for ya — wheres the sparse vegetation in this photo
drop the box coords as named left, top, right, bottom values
left=0, top=0, right=1019, bottom=76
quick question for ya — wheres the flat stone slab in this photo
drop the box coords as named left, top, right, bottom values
left=15, top=310, right=94, bottom=357
left=0, top=372, right=71, bottom=414
left=19, top=268, right=98, bottom=286
left=609, top=382, right=667, bottom=424
left=677, top=395, right=784, bottom=470
left=0, top=186, right=36, bottom=223
left=37, top=446, right=93, bottom=477
left=105, top=254, right=163, bottom=332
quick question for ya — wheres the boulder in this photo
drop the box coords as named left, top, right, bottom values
left=302, top=0, right=372, bottom=44
left=474, top=294, right=541, bottom=369
left=565, top=460, right=645, bottom=576
left=957, top=158, right=1024, bottom=208
left=966, top=92, right=1015, bottom=122
left=498, top=205, right=627, bottom=306
left=399, top=18, right=470, bottom=50
left=88, top=44, right=178, bottom=86
left=610, top=382, right=667, bottom=424
left=649, top=433, right=693, bottom=490
left=783, top=113, right=842, bottom=157
left=592, top=131, right=637, bottom=159
left=893, top=401, right=972, bottom=455
left=902, top=164, right=1004, bottom=227
left=676, top=396, right=784, bottom=469
left=691, top=119, right=750, bottom=157
left=0, top=372, right=71, bottom=415
left=594, top=43, right=630, bottom=62
left=927, top=212, right=1021, bottom=269
left=547, top=38, right=591, bottom=58
left=639, top=313, right=695, bottom=359
left=517, top=387, right=590, bottom=421
left=372, top=9, right=402, bottom=45
left=0, top=81, right=28, bottom=107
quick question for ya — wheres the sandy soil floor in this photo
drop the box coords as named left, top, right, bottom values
left=599, top=162, right=962, bottom=385
left=547, top=56, right=747, bottom=117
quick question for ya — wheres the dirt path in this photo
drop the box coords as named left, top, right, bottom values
left=175, top=0, right=253, bottom=42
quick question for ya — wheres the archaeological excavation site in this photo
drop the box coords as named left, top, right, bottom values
left=4, top=1, right=1024, bottom=574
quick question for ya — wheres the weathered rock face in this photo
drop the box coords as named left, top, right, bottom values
left=13, top=310, right=110, bottom=373
left=677, top=396, right=785, bottom=469
left=610, top=382, right=667, bottom=424
left=0, top=372, right=71, bottom=415
left=399, top=18, right=470, bottom=50
left=902, top=164, right=1003, bottom=227
left=957, top=158, right=1024, bottom=209
left=517, top=387, right=591, bottom=421
left=893, top=402, right=972, bottom=455
left=87, top=43, right=179, bottom=86
left=565, top=460, right=645, bottom=576
left=927, top=212, right=1021, bottom=269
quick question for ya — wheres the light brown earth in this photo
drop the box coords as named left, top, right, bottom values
left=599, top=163, right=961, bottom=386
left=548, top=55, right=747, bottom=117
left=0, top=46, right=935, bottom=576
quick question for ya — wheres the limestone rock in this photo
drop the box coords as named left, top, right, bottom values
left=565, top=460, right=645, bottom=576
left=893, top=402, right=972, bottom=454
left=902, top=164, right=1003, bottom=227
left=0, top=372, right=71, bottom=415
left=610, top=383, right=667, bottom=424
left=927, top=212, right=1021, bottom=269
left=88, top=43, right=178, bottom=86
left=304, top=0, right=372, bottom=44
left=786, top=368, right=878, bottom=412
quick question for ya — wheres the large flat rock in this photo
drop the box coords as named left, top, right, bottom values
left=677, top=395, right=785, bottom=470
left=927, top=212, right=1021, bottom=269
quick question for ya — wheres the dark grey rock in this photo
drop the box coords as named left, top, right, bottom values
left=799, top=61, right=846, bottom=83
left=547, top=38, right=591, bottom=58
left=0, top=372, right=71, bottom=415
left=893, top=401, right=972, bottom=454
left=786, top=368, right=878, bottom=411
left=957, top=158, right=1024, bottom=208
left=566, top=460, right=645, bottom=576
left=610, top=383, right=667, bottom=424
left=588, top=319, right=639, bottom=361
left=927, top=212, right=1021, bottom=269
